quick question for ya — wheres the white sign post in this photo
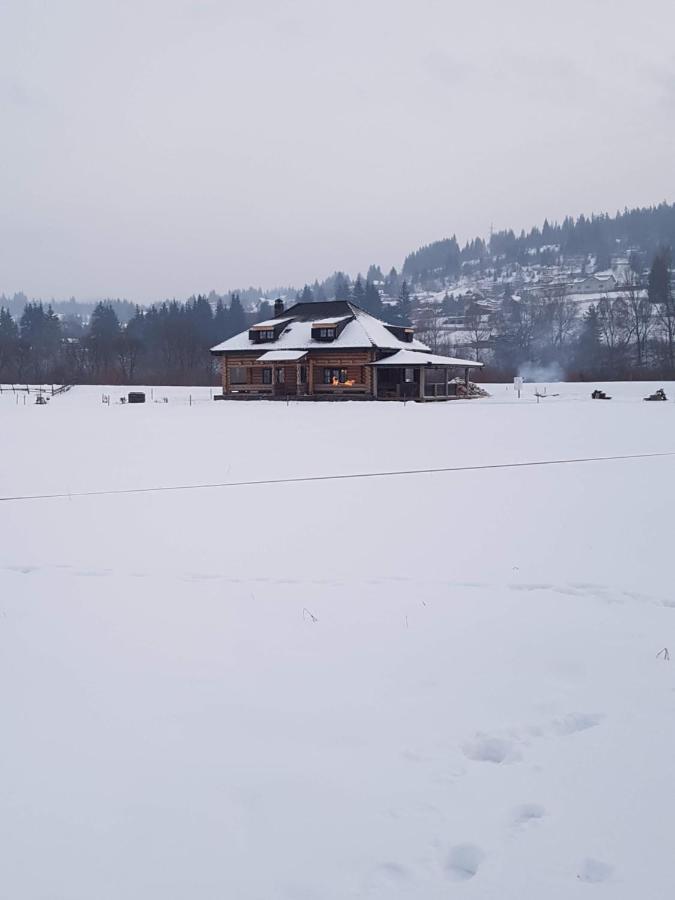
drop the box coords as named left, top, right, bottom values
left=514, top=376, right=523, bottom=398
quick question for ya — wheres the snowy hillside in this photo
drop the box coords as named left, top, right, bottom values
left=2, top=384, right=675, bottom=898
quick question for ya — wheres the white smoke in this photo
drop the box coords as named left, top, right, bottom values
left=518, top=362, right=564, bottom=383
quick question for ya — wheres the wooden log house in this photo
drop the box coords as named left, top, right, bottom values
left=210, top=299, right=483, bottom=400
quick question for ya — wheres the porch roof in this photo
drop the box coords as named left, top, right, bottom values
left=369, top=350, right=483, bottom=368
left=256, top=350, right=308, bottom=362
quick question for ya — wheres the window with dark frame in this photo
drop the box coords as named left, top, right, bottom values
left=275, top=367, right=285, bottom=384
left=313, top=326, right=336, bottom=341
left=230, top=366, right=247, bottom=384
left=323, top=368, right=348, bottom=385
left=262, top=368, right=272, bottom=384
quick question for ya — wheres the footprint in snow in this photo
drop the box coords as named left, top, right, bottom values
left=513, top=803, right=546, bottom=826
left=445, top=844, right=485, bottom=881
left=462, top=735, right=521, bottom=764
left=363, top=861, right=413, bottom=892
left=577, top=858, right=613, bottom=883
left=550, top=712, right=603, bottom=736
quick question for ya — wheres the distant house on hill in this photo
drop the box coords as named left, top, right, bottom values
left=210, top=299, right=483, bottom=400
left=570, top=273, right=618, bottom=294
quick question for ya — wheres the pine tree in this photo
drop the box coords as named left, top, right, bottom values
left=648, top=247, right=672, bottom=305
left=213, top=299, right=229, bottom=341
left=628, top=250, right=643, bottom=275
left=87, top=302, right=121, bottom=378
left=19, top=302, right=62, bottom=381
left=299, top=284, right=314, bottom=303
left=257, top=300, right=272, bottom=321
left=649, top=247, right=675, bottom=372
left=227, top=293, right=247, bottom=337
left=394, top=280, right=413, bottom=325
left=0, top=307, right=18, bottom=342
left=334, top=273, right=351, bottom=302
left=364, top=280, right=383, bottom=317
left=385, top=267, right=400, bottom=298
left=0, top=307, right=19, bottom=379
left=351, top=275, right=365, bottom=309
left=576, top=304, right=602, bottom=373
left=192, top=294, right=214, bottom=345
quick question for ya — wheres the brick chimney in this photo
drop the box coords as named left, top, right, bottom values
left=274, top=298, right=285, bottom=318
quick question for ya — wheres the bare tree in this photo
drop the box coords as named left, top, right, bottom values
left=648, top=247, right=675, bottom=373
left=546, top=286, right=578, bottom=349
left=464, top=303, right=493, bottom=363
left=416, top=304, right=446, bottom=353
left=622, top=271, right=652, bottom=368
left=597, top=297, right=631, bottom=374
left=116, top=333, right=141, bottom=382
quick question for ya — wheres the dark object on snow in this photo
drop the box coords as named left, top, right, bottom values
left=644, top=388, right=667, bottom=402
left=128, top=392, right=146, bottom=404
left=35, top=394, right=49, bottom=405
left=591, top=389, right=611, bottom=400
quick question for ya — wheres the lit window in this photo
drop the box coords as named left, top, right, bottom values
left=323, top=368, right=351, bottom=385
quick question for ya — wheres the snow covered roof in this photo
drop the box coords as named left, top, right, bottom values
left=210, top=302, right=430, bottom=354
left=370, top=350, right=483, bottom=368
left=256, top=350, right=308, bottom=362
left=249, top=317, right=294, bottom=329
left=311, top=316, right=352, bottom=327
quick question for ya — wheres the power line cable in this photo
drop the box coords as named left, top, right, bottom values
left=1, top=450, right=673, bottom=504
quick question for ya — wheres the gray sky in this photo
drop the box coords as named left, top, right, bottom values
left=1, top=0, right=674, bottom=303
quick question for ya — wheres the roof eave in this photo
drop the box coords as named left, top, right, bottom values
left=211, top=344, right=420, bottom=355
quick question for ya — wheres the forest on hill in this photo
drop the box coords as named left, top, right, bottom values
left=401, top=203, right=675, bottom=285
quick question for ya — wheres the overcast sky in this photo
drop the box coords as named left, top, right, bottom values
left=1, top=0, right=674, bottom=302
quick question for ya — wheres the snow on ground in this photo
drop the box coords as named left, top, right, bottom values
left=2, top=382, right=675, bottom=898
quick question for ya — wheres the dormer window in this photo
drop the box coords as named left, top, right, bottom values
left=384, top=324, right=415, bottom=343
left=310, top=315, right=353, bottom=342
left=248, top=318, right=292, bottom=343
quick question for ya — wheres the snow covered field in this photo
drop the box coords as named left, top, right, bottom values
left=2, top=382, right=675, bottom=899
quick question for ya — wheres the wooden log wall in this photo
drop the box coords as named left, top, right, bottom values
left=220, top=350, right=377, bottom=396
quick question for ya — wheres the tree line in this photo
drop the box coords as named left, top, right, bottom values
left=0, top=294, right=253, bottom=385
left=0, top=276, right=414, bottom=385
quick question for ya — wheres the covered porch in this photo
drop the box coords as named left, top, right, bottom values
left=370, top=350, right=483, bottom=401
left=223, top=350, right=373, bottom=398
left=226, top=350, right=310, bottom=397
